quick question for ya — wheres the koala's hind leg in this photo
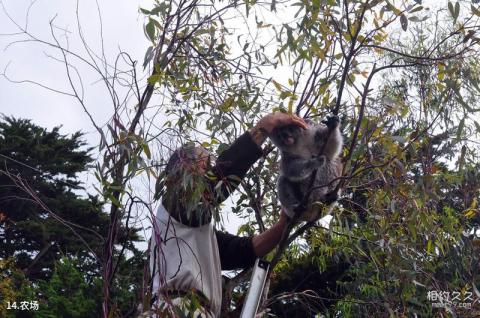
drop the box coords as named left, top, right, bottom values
left=277, top=176, right=302, bottom=218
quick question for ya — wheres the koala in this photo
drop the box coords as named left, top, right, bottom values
left=270, top=116, right=343, bottom=222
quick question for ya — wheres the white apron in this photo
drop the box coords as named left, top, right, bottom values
left=149, top=204, right=222, bottom=317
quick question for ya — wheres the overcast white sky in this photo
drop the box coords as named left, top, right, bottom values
left=0, top=0, right=152, bottom=139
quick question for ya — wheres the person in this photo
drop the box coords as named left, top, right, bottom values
left=149, top=112, right=307, bottom=317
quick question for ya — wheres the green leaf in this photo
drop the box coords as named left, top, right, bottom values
left=448, top=2, right=455, bottom=17
left=408, top=222, right=417, bottom=240
left=427, top=239, right=433, bottom=253
left=449, top=2, right=460, bottom=22
left=142, top=143, right=151, bottom=159
left=456, top=118, right=465, bottom=140
left=173, top=307, right=189, bottom=318
left=472, top=5, right=480, bottom=17
left=147, top=74, right=161, bottom=85
left=108, top=194, right=122, bottom=208
left=145, top=18, right=155, bottom=42
left=458, top=144, right=466, bottom=171
left=474, top=121, right=480, bottom=133
left=143, top=46, right=154, bottom=69
left=219, top=97, right=234, bottom=112
left=272, top=80, right=283, bottom=92
left=151, top=3, right=168, bottom=16
left=400, top=14, right=408, bottom=31
left=311, top=41, right=326, bottom=59
left=386, top=0, right=402, bottom=15
left=409, top=5, right=423, bottom=13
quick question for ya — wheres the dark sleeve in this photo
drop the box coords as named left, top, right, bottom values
left=208, top=132, right=263, bottom=204
left=215, top=230, right=257, bottom=270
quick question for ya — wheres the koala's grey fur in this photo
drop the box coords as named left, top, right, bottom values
left=270, top=116, right=343, bottom=221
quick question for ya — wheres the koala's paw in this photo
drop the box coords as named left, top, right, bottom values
left=322, top=116, right=340, bottom=129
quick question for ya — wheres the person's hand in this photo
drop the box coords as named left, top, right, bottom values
left=256, top=112, right=307, bottom=135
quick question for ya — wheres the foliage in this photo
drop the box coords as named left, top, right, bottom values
left=0, top=118, right=143, bottom=317
left=0, top=117, right=105, bottom=280
left=0, top=258, right=36, bottom=318
left=35, top=257, right=101, bottom=318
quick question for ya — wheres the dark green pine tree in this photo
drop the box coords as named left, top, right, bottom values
left=0, top=117, right=146, bottom=317
left=0, top=117, right=134, bottom=282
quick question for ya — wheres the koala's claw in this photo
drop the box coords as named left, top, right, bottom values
left=322, top=116, right=340, bottom=129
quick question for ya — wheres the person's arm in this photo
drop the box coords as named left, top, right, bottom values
left=251, top=211, right=287, bottom=257
left=216, top=230, right=257, bottom=270
left=208, top=131, right=263, bottom=204
left=216, top=211, right=288, bottom=270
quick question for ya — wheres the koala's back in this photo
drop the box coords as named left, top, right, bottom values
left=311, top=157, right=342, bottom=198
left=291, top=157, right=341, bottom=199
left=300, top=157, right=342, bottom=222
